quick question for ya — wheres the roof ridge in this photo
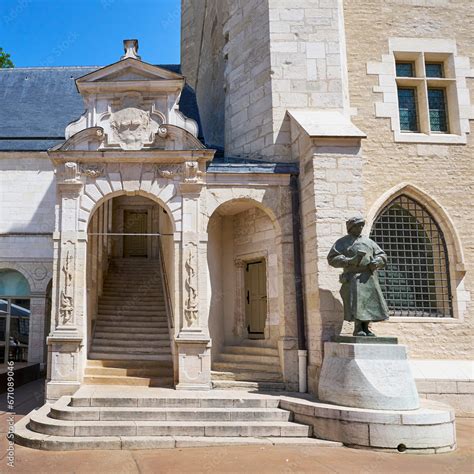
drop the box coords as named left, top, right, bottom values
left=0, top=66, right=102, bottom=71
left=1, top=64, right=181, bottom=72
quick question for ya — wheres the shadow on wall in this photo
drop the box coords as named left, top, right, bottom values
left=0, top=159, right=56, bottom=235
left=319, top=289, right=344, bottom=343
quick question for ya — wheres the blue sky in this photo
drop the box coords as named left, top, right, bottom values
left=0, top=0, right=181, bottom=67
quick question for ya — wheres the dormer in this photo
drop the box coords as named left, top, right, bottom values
left=62, top=39, right=200, bottom=151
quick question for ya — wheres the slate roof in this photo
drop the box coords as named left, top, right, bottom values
left=0, top=64, right=202, bottom=151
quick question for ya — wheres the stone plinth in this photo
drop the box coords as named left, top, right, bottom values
left=333, top=335, right=398, bottom=344
left=318, top=342, right=419, bottom=410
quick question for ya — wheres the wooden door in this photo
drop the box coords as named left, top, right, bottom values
left=123, top=211, right=148, bottom=257
left=244, top=260, right=267, bottom=338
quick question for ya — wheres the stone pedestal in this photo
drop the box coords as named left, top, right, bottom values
left=318, top=342, right=419, bottom=410
left=175, top=335, right=212, bottom=390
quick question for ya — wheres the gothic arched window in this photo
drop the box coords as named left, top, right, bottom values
left=370, top=195, right=452, bottom=317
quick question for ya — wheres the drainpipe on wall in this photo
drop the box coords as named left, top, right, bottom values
left=290, top=174, right=308, bottom=393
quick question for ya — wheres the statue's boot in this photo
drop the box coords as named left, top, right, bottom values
left=362, top=321, right=376, bottom=336
left=353, top=320, right=366, bottom=336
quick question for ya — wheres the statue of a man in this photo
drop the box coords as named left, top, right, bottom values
left=327, top=217, right=389, bottom=336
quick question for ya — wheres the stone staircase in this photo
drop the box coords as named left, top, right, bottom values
left=212, top=345, right=285, bottom=390
left=13, top=390, right=337, bottom=450
left=86, top=258, right=173, bottom=387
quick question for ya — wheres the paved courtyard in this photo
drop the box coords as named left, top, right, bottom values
left=1, top=379, right=473, bottom=473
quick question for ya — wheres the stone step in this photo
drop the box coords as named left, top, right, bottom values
left=88, top=352, right=172, bottom=361
left=94, top=323, right=169, bottom=331
left=90, top=345, right=170, bottom=355
left=86, top=359, right=172, bottom=369
left=95, top=315, right=168, bottom=323
left=211, top=370, right=283, bottom=383
left=224, top=345, right=279, bottom=357
left=90, top=339, right=170, bottom=349
left=49, top=407, right=291, bottom=422
left=29, top=415, right=309, bottom=438
left=82, top=375, right=174, bottom=386
left=15, top=430, right=337, bottom=451
left=217, top=353, right=281, bottom=366
left=97, top=308, right=166, bottom=316
left=94, top=332, right=170, bottom=341
left=98, top=302, right=165, bottom=308
left=212, top=361, right=281, bottom=374
left=211, top=380, right=286, bottom=391
left=70, top=396, right=280, bottom=409
left=84, top=366, right=172, bottom=377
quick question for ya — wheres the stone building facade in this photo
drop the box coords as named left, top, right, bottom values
left=0, top=1, right=472, bottom=413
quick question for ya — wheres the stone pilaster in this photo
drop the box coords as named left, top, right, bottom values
left=175, top=173, right=211, bottom=390
left=46, top=163, right=86, bottom=401
left=289, top=112, right=366, bottom=395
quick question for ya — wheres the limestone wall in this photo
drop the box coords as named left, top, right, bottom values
left=181, top=0, right=226, bottom=147
left=342, top=0, right=473, bottom=359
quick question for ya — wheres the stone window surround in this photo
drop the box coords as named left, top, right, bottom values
left=367, top=38, right=473, bottom=144
left=366, top=183, right=469, bottom=324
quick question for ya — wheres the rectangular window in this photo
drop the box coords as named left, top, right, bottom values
left=396, top=62, right=415, bottom=77
left=428, top=88, right=448, bottom=132
left=425, top=62, right=444, bottom=78
left=398, top=88, right=419, bottom=132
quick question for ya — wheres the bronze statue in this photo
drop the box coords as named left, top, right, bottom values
left=327, top=217, right=389, bottom=336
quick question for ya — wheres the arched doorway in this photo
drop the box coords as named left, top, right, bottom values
left=207, top=199, right=284, bottom=389
left=85, top=194, right=175, bottom=386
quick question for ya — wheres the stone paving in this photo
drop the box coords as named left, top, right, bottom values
left=1, top=379, right=473, bottom=473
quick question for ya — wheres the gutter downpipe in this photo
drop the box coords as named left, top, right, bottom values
left=290, top=173, right=308, bottom=393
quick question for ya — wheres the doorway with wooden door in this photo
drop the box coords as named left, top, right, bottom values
left=244, top=259, right=267, bottom=339
left=123, top=210, right=148, bottom=258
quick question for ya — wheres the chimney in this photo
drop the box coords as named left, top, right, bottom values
left=121, top=39, right=141, bottom=60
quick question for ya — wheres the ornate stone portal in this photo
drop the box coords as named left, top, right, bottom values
left=45, top=40, right=214, bottom=400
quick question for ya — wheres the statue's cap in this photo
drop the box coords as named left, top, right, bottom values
left=346, top=216, right=365, bottom=231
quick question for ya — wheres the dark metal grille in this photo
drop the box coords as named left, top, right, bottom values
left=398, top=88, right=419, bottom=132
left=370, top=195, right=452, bottom=318
left=428, top=88, right=448, bottom=132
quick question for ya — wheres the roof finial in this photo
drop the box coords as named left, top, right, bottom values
left=121, top=39, right=141, bottom=60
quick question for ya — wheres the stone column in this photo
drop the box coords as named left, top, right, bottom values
left=175, top=163, right=211, bottom=390
left=46, top=162, right=86, bottom=401
left=277, top=234, right=299, bottom=392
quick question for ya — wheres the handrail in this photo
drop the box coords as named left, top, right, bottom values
left=158, top=236, right=174, bottom=329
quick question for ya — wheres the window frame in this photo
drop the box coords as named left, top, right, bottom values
left=370, top=194, right=454, bottom=319
left=368, top=38, right=472, bottom=145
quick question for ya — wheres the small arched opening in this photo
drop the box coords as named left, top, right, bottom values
left=207, top=198, right=283, bottom=386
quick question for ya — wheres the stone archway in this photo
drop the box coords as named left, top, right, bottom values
left=204, top=190, right=299, bottom=391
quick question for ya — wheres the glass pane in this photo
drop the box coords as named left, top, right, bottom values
left=396, top=62, right=414, bottom=77
left=0, top=269, right=30, bottom=297
left=398, top=88, right=418, bottom=132
left=428, top=88, right=448, bottom=132
left=10, top=299, right=30, bottom=362
left=426, top=63, right=444, bottom=78
left=0, top=298, right=7, bottom=315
